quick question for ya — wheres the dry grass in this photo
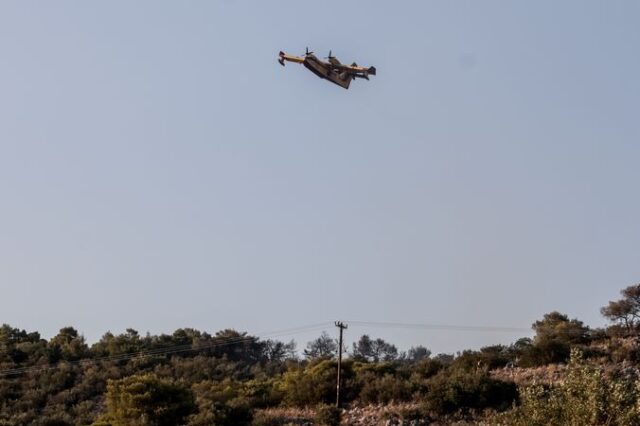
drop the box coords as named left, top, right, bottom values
left=490, top=364, right=567, bottom=386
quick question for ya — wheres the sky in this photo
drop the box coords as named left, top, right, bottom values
left=0, top=1, right=639, bottom=354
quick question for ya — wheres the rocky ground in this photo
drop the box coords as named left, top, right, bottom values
left=255, top=404, right=482, bottom=426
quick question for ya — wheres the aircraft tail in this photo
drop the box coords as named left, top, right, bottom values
left=368, top=66, right=377, bottom=76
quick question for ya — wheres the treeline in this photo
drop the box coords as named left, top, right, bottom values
left=1, top=284, right=640, bottom=425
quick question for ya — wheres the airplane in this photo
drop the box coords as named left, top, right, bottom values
left=278, top=48, right=376, bottom=89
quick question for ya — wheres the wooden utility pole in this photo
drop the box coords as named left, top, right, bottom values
left=335, top=321, right=347, bottom=408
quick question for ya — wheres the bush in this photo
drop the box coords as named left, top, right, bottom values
left=424, top=370, right=517, bottom=415
left=357, top=372, right=413, bottom=404
left=250, top=412, right=285, bottom=426
left=278, top=360, right=355, bottom=406
left=452, top=346, right=513, bottom=372
left=250, top=410, right=313, bottom=426
left=314, top=404, right=341, bottom=426
left=97, top=373, right=196, bottom=426
left=491, top=349, right=640, bottom=426
left=188, top=380, right=255, bottom=426
left=239, top=378, right=283, bottom=408
left=397, top=406, right=426, bottom=421
left=410, top=358, right=447, bottom=384
left=187, top=401, right=253, bottom=426
left=608, top=337, right=640, bottom=363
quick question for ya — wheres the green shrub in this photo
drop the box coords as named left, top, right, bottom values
left=188, top=380, right=255, bottom=426
left=97, top=373, right=196, bottom=426
left=491, top=349, right=640, bottom=426
left=357, top=372, right=413, bottom=404
left=188, top=400, right=253, bottom=426
left=278, top=360, right=355, bottom=406
left=424, top=370, right=517, bottom=415
left=452, top=346, right=513, bottom=372
left=314, top=404, right=341, bottom=426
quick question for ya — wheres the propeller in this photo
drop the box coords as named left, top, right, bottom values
left=304, top=47, right=313, bottom=56
left=325, top=50, right=335, bottom=60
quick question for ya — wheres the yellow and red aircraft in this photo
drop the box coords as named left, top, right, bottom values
left=278, top=48, right=376, bottom=89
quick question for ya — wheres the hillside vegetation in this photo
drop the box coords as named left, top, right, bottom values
left=2, top=284, right=640, bottom=425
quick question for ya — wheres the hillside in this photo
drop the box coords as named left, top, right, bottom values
left=2, top=284, right=640, bottom=425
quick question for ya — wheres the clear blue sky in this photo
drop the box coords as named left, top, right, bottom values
left=1, top=1, right=638, bottom=354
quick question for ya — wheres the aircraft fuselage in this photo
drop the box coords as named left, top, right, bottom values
left=303, top=54, right=351, bottom=89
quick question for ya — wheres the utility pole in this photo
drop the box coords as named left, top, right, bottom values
left=335, top=321, right=347, bottom=408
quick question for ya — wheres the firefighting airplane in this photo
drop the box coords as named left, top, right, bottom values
left=278, top=48, right=376, bottom=89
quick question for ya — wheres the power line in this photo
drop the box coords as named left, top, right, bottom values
left=347, top=320, right=597, bottom=336
left=347, top=320, right=531, bottom=333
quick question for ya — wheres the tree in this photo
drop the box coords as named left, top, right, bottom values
left=210, top=329, right=264, bottom=363
left=0, top=324, right=46, bottom=364
left=351, top=335, right=373, bottom=361
left=530, top=311, right=590, bottom=365
left=303, top=332, right=337, bottom=360
left=533, top=312, right=588, bottom=342
left=97, top=373, right=196, bottom=426
left=452, top=345, right=512, bottom=372
left=263, top=339, right=297, bottom=363
left=351, top=335, right=398, bottom=362
left=48, top=327, right=89, bottom=362
left=92, top=329, right=144, bottom=356
left=601, top=284, right=640, bottom=335
left=370, top=338, right=398, bottom=362
left=407, top=346, right=431, bottom=362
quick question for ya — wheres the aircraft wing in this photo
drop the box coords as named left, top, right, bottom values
left=278, top=51, right=305, bottom=66
left=328, top=57, right=342, bottom=67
